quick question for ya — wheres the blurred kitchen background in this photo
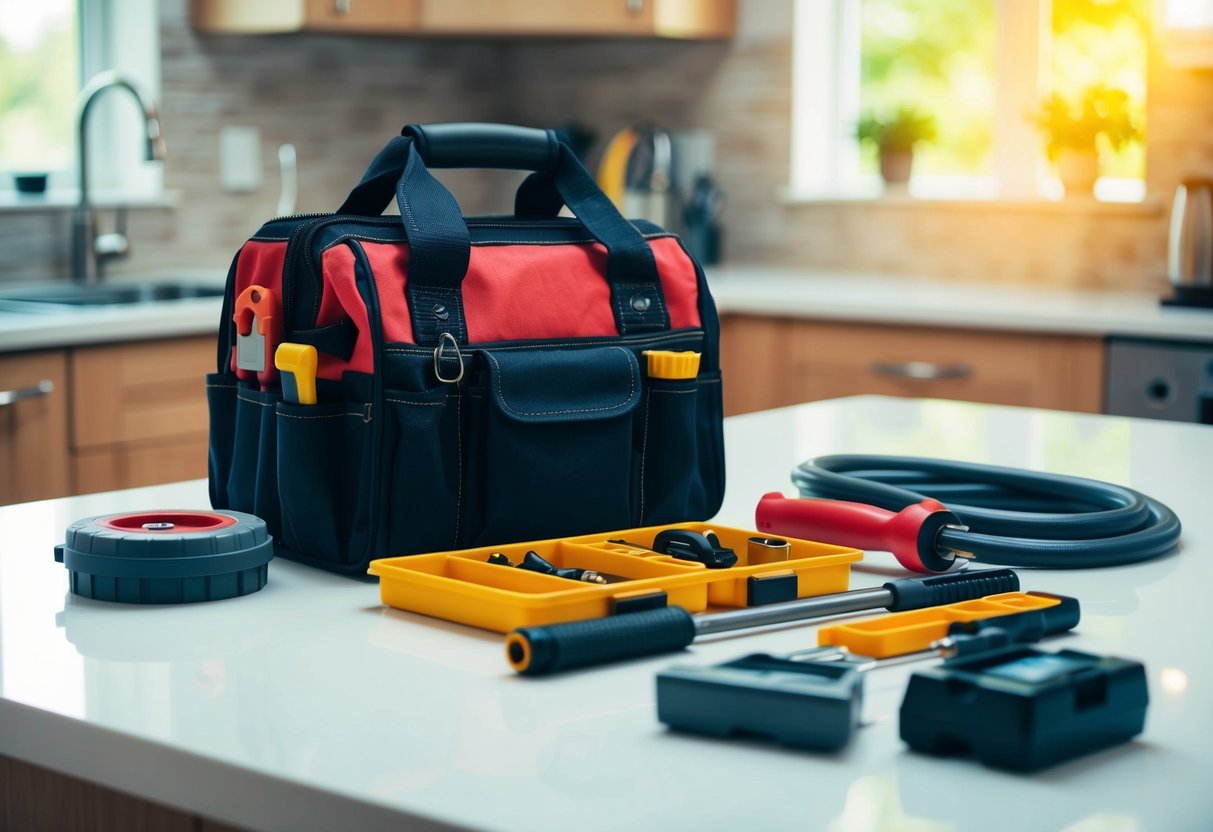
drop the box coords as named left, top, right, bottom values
left=2, top=0, right=1213, bottom=286
left=1, top=0, right=1211, bottom=505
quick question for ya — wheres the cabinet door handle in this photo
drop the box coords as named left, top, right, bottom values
left=0, top=379, right=54, bottom=407
left=870, top=360, right=972, bottom=381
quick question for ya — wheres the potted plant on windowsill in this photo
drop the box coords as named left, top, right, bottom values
left=856, top=108, right=937, bottom=189
left=1034, top=85, right=1140, bottom=197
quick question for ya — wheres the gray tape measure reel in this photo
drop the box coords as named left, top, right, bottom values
left=54, top=510, right=273, bottom=604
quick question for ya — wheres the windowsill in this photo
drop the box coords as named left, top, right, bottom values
left=1163, top=28, right=1213, bottom=68
left=779, top=186, right=1166, bottom=216
left=0, top=189, right=181, bottom=214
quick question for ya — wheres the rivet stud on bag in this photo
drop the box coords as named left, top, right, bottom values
left=630, top=294, right=651, bottom=313
left=433, top=331, right=465, bottom=384
left=432, top=303, right=450, bottom=321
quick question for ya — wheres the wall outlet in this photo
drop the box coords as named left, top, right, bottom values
left=220, top=125, right=262, bottom=192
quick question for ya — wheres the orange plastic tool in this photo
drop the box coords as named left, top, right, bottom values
left=232, top=284, right=282, bottom=389
left=816, top=591, right=1063, bottom=658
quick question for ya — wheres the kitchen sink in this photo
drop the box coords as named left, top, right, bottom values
left=0, top=281, right=225, bottom=309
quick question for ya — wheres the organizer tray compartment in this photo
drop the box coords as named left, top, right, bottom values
left=369, top=522, right=863, bottom=632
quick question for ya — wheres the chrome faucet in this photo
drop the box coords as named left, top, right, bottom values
left=72, top=71, right=166, bottom=285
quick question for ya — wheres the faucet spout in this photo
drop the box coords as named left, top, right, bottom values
left=73, top=71, right=166, bottom=285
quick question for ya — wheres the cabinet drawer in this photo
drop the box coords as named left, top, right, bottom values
left=787, top=321, right=1105, bottom=413
left=71, top=336, right=214, bottom=450
left=0, top=351, right=69, bottom=504
left=72, top=436, right=210, bottom=496
left=193, top=0, right=734, bottom=37
left=305, top=0, right=419, bottom=32
left=421, top=0, right=653, bottom=35
left=719, top=314, right=793, bottom=416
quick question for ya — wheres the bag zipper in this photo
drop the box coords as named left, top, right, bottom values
left=284, top=214, right=605, bottom=331
left=381, top=328, right=706, bottom=357
left=348, top=239, right=388, bottom=565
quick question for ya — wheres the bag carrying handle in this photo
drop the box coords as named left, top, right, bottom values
left=337, top=123, right=669, bottom=345
left=408, top=122, right=562, bottom=171
left=339, top=124, right=560, bottom=215
left=408, top=123, right=565, bottom=218
left=341, top=124, right=565, bottom=218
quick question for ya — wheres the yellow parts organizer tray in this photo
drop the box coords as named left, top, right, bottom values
left=817, top=591, right=1062, bottom=658
left=368, top=523, right=863, bottom=633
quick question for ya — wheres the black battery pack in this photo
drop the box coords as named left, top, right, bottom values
left=656, top=653, right=863, bottom=752
left=899, top=645, right=1148, bottom=772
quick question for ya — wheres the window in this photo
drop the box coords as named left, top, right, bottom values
left=0, top=1, right=77, bottom=186
left=791, top=0, right=1149, bottom=202
left=0, top=0, right=162, bottom=199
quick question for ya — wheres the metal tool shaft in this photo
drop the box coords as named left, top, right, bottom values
left=510, top=569, right=1021, bottom=676
left=693, top=587, right=894, bottom=636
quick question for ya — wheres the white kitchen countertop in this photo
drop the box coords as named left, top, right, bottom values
left=0, top=298, right=223, bottom=351
left=707, top=265, right=1213, bottom=342
left=1, top=395, right=1210, bottom=832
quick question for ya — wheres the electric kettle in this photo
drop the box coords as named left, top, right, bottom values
left=1167, top=178, right=1213, bottom=306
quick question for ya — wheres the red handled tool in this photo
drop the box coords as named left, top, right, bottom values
left=232, top=284, right=282, bottom=390
left=755, top=492, right=973, bottom=574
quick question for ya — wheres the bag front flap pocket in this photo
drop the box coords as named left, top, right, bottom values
left=484, top=346, right=641, bottom=424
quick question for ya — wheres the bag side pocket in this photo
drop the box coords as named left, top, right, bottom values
left=228, top=384, right=281, bottom=534
left=637, top=376, right=699, bottom=525
left=206, top=373, right=238, bottom=510
left=638, top=369, right=725, bottom=525
left=276, top=400, right=373, bottom=568
left=381, top=388, right=462, bottom=557
left=696, top=370, right=726, bottom=518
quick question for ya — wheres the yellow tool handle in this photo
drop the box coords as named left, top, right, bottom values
left=643, top=350, right=701, bottom=380
left=274, top=343, right=318, bottom=405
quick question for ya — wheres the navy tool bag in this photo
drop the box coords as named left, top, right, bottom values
left=206, top=123, right=725, bottom=575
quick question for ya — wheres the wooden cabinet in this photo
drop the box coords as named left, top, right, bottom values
left=720, top=315, right=1106, bottom=417
left=304, top=0, right=420, bottom=34
left=69, top=336, right=214, bottom=496
left=0, top=336, right=213, bottom=506
left=191, top=0, right=735, bottom=39
left=1, top=755, right=250, bottom=832
left=189, top=0, right=307, bottom=33
left=0, top=351, right=70, bottom=504
left=191, top=0, right=419, bottom=33
left=420, top=0, right=734, bottom=38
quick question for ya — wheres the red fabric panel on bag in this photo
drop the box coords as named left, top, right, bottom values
left=463, top=243, right=618, bottom=342
left=359, top=243, right=415, bottom=344
left=230, top=241, right=287, bottom=374
left=234, top=240, right=286, bottom=297
left=358, top=236, right=701, bottom=345
left=650, top=237, right=702, bottom=331
left=317, top=244, right=375, bottom=378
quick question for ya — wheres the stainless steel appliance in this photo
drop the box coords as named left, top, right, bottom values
left=1106, top=338, right=1213, bottom=424
left=1165, top=179, right=1213, bottom=308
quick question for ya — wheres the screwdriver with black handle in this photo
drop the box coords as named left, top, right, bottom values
left=506, top=567, right=1019, bottom=676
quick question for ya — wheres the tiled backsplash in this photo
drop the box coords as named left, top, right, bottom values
left=0, top=0, right=1206, bottom=292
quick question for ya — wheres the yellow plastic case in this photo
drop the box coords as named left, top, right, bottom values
left=368, top=523, right=862, bottom=633
left=817, top=591, right=1062, bottom=658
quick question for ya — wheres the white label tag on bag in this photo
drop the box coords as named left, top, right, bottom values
left=236, top=329, right=266, bottom=373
